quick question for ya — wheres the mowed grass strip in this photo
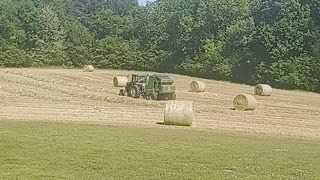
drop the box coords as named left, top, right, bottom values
left=0, top=121, right=319, bottom=179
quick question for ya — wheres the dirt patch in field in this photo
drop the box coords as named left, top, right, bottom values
left=1, top=68, right=320, bottom=139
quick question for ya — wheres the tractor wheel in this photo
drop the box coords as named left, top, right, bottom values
left=167, top=93, right=176, bottom=100
left=171, top=93, right=176, bottom=100
left=130, top=86, right=140, bottom=98
left=159, top=94, right=166, bottom=100
left=119, top=89, right=125, bottom=96
left=127, top=89, right=131, bottom=97
left=156, top=94, right=162, bottom=100
left=151, top=94, right=158, bottom=100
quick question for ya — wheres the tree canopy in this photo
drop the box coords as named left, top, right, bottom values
left=0, top=0, right=319, bottom=92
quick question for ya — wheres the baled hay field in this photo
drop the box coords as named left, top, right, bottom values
left=0, top=68, right=319, bottom=139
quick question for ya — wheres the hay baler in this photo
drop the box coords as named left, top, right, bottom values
left=119, top=74, right=176, bottom=100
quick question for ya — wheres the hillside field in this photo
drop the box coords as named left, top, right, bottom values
left=0, top=68, right=319, bottom=138
left=1, top=68, right=320, bottom=179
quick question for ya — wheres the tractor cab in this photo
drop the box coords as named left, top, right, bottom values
left=122, top=74, right=147, bottom=96
left=131, top=74, right=147, bottom=83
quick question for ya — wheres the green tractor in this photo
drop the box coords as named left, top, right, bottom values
left=119, top=74, right=176, bottom=100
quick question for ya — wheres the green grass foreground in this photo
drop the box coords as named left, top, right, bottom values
left=0, top=121, right=319, bottom=179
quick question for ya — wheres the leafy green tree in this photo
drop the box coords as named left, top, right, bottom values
left=65, top=21, right=94, bottom=67
left=0, top=46, right=31, bottom=67
left=222, top=18, right=256, bottom=83
left=252, top=0, right=312, bottom=60
left=66, top=0, right=102, bottom=23
left=0, top=0, right=319, bottom=92
left=92, top=36, right=138, bottom=69
left=250, top=0, right=318, bottom=90
left=256, top=55, right=318, bottom=90
left=15, top=0, right=39, bottom=50
left=180, top=40, right=233, bottom=79
left=88, top=9, right=125, bottom=39
left=104, top=0, right=139, bottom=16
left=32, top=6, right=66, bottom=66
left=0, top=0, right=25, bottom=47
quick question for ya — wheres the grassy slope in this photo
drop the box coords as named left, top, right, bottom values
left=0, top=121, right=319, bottom=179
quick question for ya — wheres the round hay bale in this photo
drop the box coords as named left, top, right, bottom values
left=254, top=84, right=272, bottom=96
left=190, top=81, right=206, bottom=92
left=164, top=101, right=193, bottom=126
left=113, top=76, right=128, bottom=87
left=233, top=94, right=257, bottom=111
left=83, top=65, right=94, bottom=72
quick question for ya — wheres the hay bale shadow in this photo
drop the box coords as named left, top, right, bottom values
left=156, top=122, right=165, bottom=125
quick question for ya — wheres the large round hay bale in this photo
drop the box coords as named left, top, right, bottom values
left=113, top=76, right=128, bottom=87
left=190, top=81, right=206, bottom=92
left=233, top=94, right=257, bottom=111
left=254, top=84, right=272, bottom=96
left=83, top=65, right=94, bottom=72
left=164, top=101, right=193, bottom=126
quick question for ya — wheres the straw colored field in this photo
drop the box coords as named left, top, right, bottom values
left=0, top=68, right=319, bottom=139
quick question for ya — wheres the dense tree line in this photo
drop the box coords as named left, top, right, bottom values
left=0, top=0, right=319, bottom=92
